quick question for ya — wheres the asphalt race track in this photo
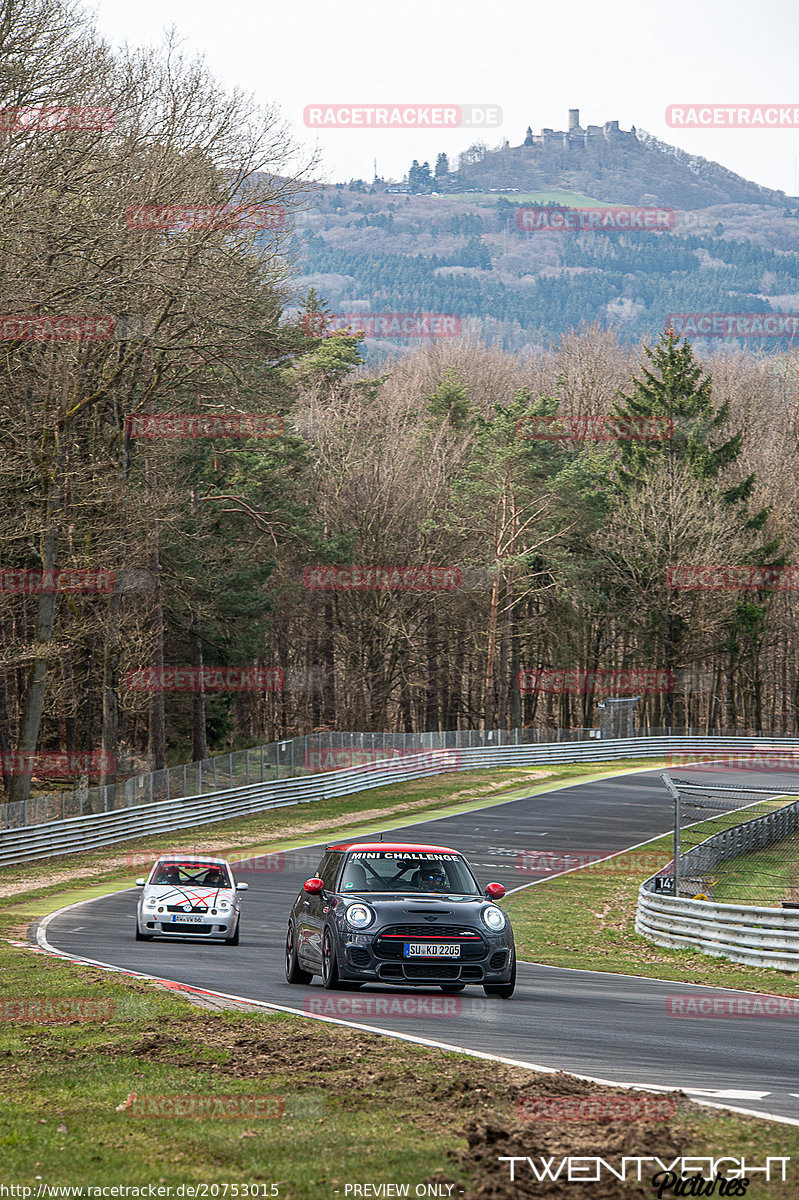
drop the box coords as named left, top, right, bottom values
left=41, top=766, right=799, bottom=1123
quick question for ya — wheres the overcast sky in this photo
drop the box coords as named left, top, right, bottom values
left=87, top=0, right=799, bottom=196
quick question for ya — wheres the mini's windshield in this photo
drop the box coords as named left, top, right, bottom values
left=150, top=861, right=231, bottom=888
left=339, top=851, right=479, bottom=895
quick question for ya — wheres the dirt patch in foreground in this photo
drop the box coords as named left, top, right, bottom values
left=16, top=1008, right=699, bottom=1200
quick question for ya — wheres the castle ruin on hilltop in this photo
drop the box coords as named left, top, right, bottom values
left=522, top=109, right=636, bottom=151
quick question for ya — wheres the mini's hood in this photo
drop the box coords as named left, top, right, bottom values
left=336, top=894, right=490, bottom=921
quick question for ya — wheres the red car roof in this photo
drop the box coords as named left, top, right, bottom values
left=329, top=841, right=461, bottom=854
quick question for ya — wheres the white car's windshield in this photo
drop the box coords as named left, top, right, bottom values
left=339, top=851, right=479, bottom=894
left=150, top=861, right=231, bottom=888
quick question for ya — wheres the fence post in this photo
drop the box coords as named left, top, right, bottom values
left=213, top=758, right=217, bottom=791
left=149, top=774, right=153, bottom=804
left=291, top=739, right=295, bottom=776
left=166, top=771, right=170, bottom=803
left=184, top=763, right=187, bottom=796
left=260, top=746, right=264, bottom=782
left=199, top=761, right=202, bottom=794
left=246, top=750, right=250, bottom=786
left=229, top=752, right=233, bottom=786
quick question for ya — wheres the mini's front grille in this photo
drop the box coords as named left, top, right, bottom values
left=349, top=947, right=371, bottom=966
left=375, top=925, right=487, bottom=962
left=490, top=950, right=508, bottom=969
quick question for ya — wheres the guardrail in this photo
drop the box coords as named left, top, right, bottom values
left=636, top=780, right=799, bottom=971
left=2, top=733, right=798, bottom=867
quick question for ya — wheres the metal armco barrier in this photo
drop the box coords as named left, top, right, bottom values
left=1, top=734, right=798, bottom=867
left=636, top=782, right=799, bottom=971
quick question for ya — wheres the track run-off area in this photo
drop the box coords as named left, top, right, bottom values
left=37, top=765, right=799, bottom=1125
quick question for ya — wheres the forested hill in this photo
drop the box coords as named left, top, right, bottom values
left=451, top=128, right=789, bottom=209
left=286, top=125, right=799, bottom=354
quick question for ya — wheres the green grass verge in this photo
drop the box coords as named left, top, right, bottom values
left=712, top=828, right=799, bottom=908
left=1, top=941, right=798, bottom=1197
left=506, top=799, right=799, bottom=994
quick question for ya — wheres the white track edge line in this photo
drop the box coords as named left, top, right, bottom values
left=33, top=901, right=799, bottom=1128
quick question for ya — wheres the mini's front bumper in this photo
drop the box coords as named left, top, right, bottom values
left=335, top=926, right=515, bottom=985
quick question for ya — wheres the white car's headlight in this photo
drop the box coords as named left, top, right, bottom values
left=218, top=900, right=231, bottom=911
left=145, top=898, right=157, bottom=909
left=345, top=903, right=374, bottom=929
left=481, top=905, right=506, bottom=931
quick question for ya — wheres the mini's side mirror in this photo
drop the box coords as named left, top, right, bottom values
left=485, top=882, right=506, bottom=900
left=135, top=878, right=145, bottom=887
left=304, top=877, right=324, bottom=894
left=236, top=882, right=249, bottom=891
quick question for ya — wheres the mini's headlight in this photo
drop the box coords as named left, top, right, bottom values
left=345, top=903, right=374, bottom=929
left=481, top=904, right=506, bottom=931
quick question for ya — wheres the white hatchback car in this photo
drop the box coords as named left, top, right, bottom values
left=135, top=855, right=247, bottom=944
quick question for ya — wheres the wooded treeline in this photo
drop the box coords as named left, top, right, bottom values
left=3, top=0, right=799, bottom=801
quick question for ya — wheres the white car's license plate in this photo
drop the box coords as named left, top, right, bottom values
left=171, top=915, right=205, bottom=923
left=403, top=943, right=460, bottom=957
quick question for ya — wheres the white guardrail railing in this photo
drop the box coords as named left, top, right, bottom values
left=0, top=732, right=796, bottom=867
left=636, top=781, right=799, bottom=972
